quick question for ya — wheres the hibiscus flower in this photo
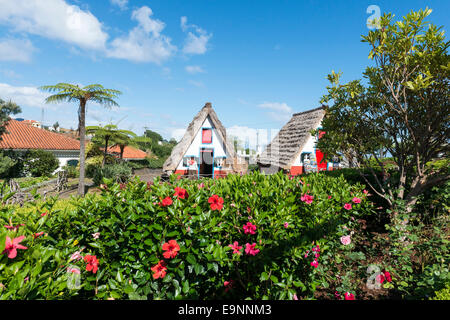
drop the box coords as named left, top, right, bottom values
left=340, top=235, right=351, bottom=245
left=344, top=203, right=352, bottom=210
left=174, top=187, right=189, bottom=200
left=243, top=222, right=257, bottom=235
left=301, top=194, right=314, bottom=204
left=352, top=197, right=361, bottom=204
left=3, top=236, right=27, bottom=259
left=224, top=280, right=234, bottom=292
left=228, top=241, right=243, bottom=254
left=344, top=292, right=355, bottom=300
left=84, top=255, right=99, bottom=274
left=245, top=243, right=260, bottom=256
left=162, top=240, right=180, bottom=259
left=151, top=260, right=167, bottom=279
left=160, top=197, right=173, bottom=207
left=208, top=195, right=224, bottom=211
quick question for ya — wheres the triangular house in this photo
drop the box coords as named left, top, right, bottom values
left=163, top=103, right=246, bottom=178
left=258, top=106, right=341, bottom=175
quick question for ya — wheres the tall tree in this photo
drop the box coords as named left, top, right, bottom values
left=0, top=98, right=21, bottom=140
left=317, top=8, right=449, bottom=213
left=40, top=84, right=121, bottom=196
left=86, top=124, right=137, bottom=167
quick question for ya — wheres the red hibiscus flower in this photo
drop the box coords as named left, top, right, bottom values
left=224, top=280, right=234, bottom=292
left=160, top=197, right=173, bottom=207
left=33, top=232, right=45, bottom=239
left=300, top=194, right=314, bottom=204
left=228, top=241, right=243, bottom=254
left=3, top=236, right=27, bottom=259
left=84, top=255, right=99, bottom=274
left=243, top=222, right=257, bottom=235
left=244, top=243, right=260, bottom=256
left=344, top=203, right=352, bottom=210
left=174, top=187, right=189, bottom=199
left=162, top=240, right=180, bottom=259
left=208, top=195, right=224, bottom=211
left=344, top=292, right=355, bottom=300
left=376, top=273, right=385, bottom=284
left=383, top=270, right=392, bottom=282
left=4, top=223, right=25, bottom=231
left=151, top=260, right=167, bottom=279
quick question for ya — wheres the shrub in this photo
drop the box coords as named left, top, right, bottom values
left=0, top=171, right=375, bottom=300
left=92, top=163, right=132, bottom=186
left=430, top=283, right=450, bottom=300
left=0, top=152, right=16, bottom=179
left=23, top=150, right=59, bottom=177
left=62, top=165, right=79, bottom=179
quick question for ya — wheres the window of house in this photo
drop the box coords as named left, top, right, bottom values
left=202, top=128, right=212, bottom=144
left=183, top=156, right=198, bottom=168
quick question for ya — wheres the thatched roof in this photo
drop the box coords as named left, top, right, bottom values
left=163, top=102, right=238, bottom=172
left=258, top=106, right=326, bottom=170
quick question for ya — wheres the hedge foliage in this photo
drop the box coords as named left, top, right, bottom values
left=0, top=172, right=374, bottom=300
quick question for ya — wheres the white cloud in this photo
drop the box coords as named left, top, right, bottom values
left=185, top=65, right=205, bottom=74
left=110, top=0, right=128, bottom=10
left=180, top=16, right=212, bottom=55
left=0, top=38, right=35, bottom=62
left=1, top=69, right=21, bottom=79
left=107, top=6, right=176, bottom=63
left=226, top=126, right=277, bottom=151
left=170, top=128, right=186, bottom=141
left=188, top=80, right=205, bottom=88
left=258, top=102, right=293, bottom=123
left=0, top=83, right=49, bottom=109
left=0, top=0, right=108, bottom=50
left=258, top=102, right=293, bottom=113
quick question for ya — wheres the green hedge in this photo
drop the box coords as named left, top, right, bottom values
left=0, top=172, right=373, bottom=300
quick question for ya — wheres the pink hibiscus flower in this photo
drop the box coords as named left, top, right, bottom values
left=3, top=236, right=27, bottom=259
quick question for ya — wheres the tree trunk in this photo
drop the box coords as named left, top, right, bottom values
left=78, top=100, right=86, bottom=196
left=102, top=137, right=109, bottom=169
left=120, top=145, right=125, bottom=160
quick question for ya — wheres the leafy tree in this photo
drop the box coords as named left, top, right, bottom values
left=0, top=152, right=16, bottom=178
left=24, top=149, right=59, bottom=177
left=144, top=129, right=163, bottom=143
left=317, top=8, right=449, bottom=212
left=0, top=98, right=21, bottom=140
left=40, top=83, right=121, bottom=196
left=86, top=124, right=137, bottom=167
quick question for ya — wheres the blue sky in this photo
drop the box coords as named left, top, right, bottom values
left=0, top=0, right=448, bottom=147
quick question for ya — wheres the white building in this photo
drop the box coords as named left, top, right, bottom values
left=0, top=119, right=80, bottom=171
left=163, top=102, right=247, bottom=178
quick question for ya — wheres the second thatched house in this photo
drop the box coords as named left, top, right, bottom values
left=163, top=102, right=247, bottom=178
left=258, top=106, right=343, bottom=175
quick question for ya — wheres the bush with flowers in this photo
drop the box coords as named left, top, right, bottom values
left=0, top=171, right=447, bottom=300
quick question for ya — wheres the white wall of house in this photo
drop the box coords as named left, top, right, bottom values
left=52, top=150, right=80, bottom=171
left=176, top=116, right=229, bottom=170
left=292, top=135, right=318, bottom=166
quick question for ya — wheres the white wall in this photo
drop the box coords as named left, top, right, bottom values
left=176, top=116, right=230, bottom=170
left=292, top=134, right=318, bottom=166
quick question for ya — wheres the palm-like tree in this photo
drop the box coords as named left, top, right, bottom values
left=86, top=124, right=137, bottom=167
left=40, top=83, right=121, bottom=196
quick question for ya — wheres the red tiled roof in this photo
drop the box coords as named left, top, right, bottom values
left=107, top=145, right=148, bottom=159
left=0, top=119, right=80, bottom=150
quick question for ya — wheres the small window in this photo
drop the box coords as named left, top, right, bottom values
left=214, top=157, right=225, bottom=168
left=202, top=129, right=212, bottom=144
left=183, top=156, right=198, bottom=168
